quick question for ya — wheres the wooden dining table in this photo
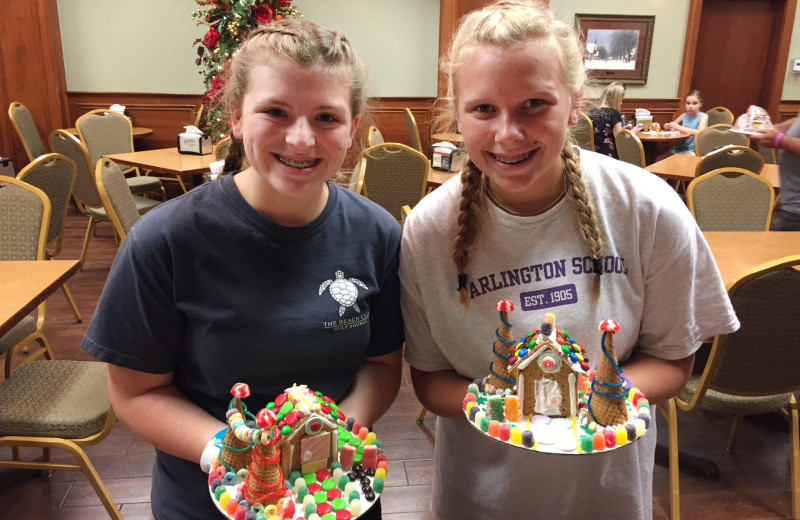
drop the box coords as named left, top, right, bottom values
left=636, top=130, right=690, bottom=142
left=0, top=260, right=80, bottom=337
left=703, top=231, right=800, bottom=286
left=104, top=147, right=216, bottom=192
left=645, top=154, right=781, bottom=191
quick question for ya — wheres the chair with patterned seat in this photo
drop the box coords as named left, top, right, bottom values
left=49, top=130, right=161, bottom=265
left=656, top=254, right=800, bottom=520
left=694, top=145, right=764, bottom=178
left=8, top=102, right=46, bottom=163
left=705, top=106, right=734, bottom=127
left=16, top=153, right=82, bottom=322
left=403, top=108, right=423, bottom=153
left=687, top=167, right=774, bottom=231
left=694, top=124, right=749, bottom=156
left=0, top=359, right=122, bottom=519
left=615, top=129, right=646, bottom=168
left=76, top=109, right=169, bottom=197
left=368, top=125, right=385, bottom=147
left=96, top=159, right=148, bottom=243
left=352, top=143, right=429, bottom=221
left=0, top=176, right=54, bottom=377
left=573, top=111, right=595, bottom=152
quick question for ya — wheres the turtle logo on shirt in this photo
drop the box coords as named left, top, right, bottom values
left=319, top=270, right=368, bottom=317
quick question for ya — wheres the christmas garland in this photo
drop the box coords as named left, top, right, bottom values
left=192, top=0, right=302, bottom=140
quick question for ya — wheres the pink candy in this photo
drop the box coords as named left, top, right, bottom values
left=362, top=444, right=378, bottom=470
left=340, top=444, right=355, bottom=470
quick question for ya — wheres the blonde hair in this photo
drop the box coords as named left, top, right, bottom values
left=445, top=0, right=605, bottom=306
left=218, top=19, right=368, bottom=175
left=601, top=82, right=626, bottom=112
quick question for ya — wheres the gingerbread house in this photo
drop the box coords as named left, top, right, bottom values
left=507, top=314, right=590, bottom=417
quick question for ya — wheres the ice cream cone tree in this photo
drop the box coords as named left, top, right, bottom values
left=488, top=299, right=517, bottom=390
left=219, top=383, right=254, bottom=472
left=243, top=408, right=286, bottom=506
left=587, top=320, right=629, bottom=426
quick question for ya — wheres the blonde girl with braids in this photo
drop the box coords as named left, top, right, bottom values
left=83, top=19, right=402, bottom=520
left=399, top=2, right=737, bottom=518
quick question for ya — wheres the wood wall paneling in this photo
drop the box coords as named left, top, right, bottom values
left=0, top=0, right=68, bottom=170
left=66, top=92, right=202, bottom=151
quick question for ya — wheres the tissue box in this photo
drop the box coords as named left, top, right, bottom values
left=0, top=157, right=15, bottom=177
left=177, top=133, right=213, bottom=155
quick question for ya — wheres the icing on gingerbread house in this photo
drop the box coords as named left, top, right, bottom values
left=507, top=313, right=590, bottom=417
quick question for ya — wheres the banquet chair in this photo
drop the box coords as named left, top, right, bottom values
left=96, top=159, right=146, bottom=243
left=615, top=129, right=646, bottom=168
left=76, top=109, right=170, bottom=197
left=367, top=125, right=385, bottom=147
left=0, top=176, right=54, bottom=378
left=694, top=145, right=764, bottom=178
left=214, top=136, right=232, bottom=162
left=757, top=144, right=777, bottom=165
left=49, top=130, right=161, bottom=266
left=16, top=153, right=82, bottom=322
left=656, top=254, right=800, bottom=520
left=353, top=143, right=429, bottom=221
left=705, top=106, right=734, bottom=126
left=403, top=108, right=423, bottom=153
left=572, top=112, right=595, bottom=152
left=694, top=124, right=749, bottom=156
left=0, top=359, right=122, bottom=519
left=687, top=167, right=774, bottom=231
left=8, top=102, right=47, bottom=163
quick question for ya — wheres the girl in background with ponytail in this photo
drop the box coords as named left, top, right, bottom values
left=399, top=2, right=737, bottom=518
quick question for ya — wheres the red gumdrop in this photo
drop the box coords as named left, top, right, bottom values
left=317, top=503, right=333, bottom=516
left=282, top=498, right=295, bottom=519
left=336, top=509, right=352, bottom=520
left=307, top=482, right=322, bottom=494
left=316, top=469, right=332, bottom=482
left=327, top=488, right=342, bottom=500
left=604, top=429, right=617, bottom=448
left=377, top=453, right=387, bottom=462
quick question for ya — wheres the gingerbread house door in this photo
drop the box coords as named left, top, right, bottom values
left=534, top=378, right=562, bottom=415
left=300, top=431, right=331, bottom=475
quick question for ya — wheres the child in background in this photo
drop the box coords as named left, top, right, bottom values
left=399, top=2, right=738, bottom=518
left=82, top=19, right=403, bottom=520
left=664, top=89, right=709, bottom=155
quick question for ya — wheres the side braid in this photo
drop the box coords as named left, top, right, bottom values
left=562, top=139, right=606, bottom=301
left=452, top=159, right=487, bottom=307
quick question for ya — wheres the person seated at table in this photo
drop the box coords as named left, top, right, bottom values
left=586, top=81, right=632, bottom=159
left=662, top=89, right=709, bottom=157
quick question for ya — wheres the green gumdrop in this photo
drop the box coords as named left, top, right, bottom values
left=304, top=502, right=317, bottom=517
left=480, top=415, right=491, bottom=432
left=303, top=473, right=316, bottom=485
left=314, top=490, right=328, bottom=504
left=289, top=470, right=302, bottom=483
left=371, top=439, right=381, bottom=449
left=255, top=512, right=268, bottom=520
left=214, top=486, right=226, bottom=500
left=373, top=476, right=384, bottom=493
left=321, top=478, right=336, bottom=491
left=338, top=475, right=349, bottom=490
left=331, top=497, right=347, bottom=511
left=297, top=486, right=309, bottom=501
left=280, top=401, right=294, bottom=415
left=330, top=461, right=342, bottom=471
left=349, top=489, right=361, bottom=501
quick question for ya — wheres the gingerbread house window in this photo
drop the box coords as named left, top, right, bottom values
left=538, top=351, right=561, bottom=373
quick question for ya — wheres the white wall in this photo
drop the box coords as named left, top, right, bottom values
left=56, top=0, right=440, bottom=98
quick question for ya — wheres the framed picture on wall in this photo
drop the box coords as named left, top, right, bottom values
left=575, top=14, right=655, bottom=85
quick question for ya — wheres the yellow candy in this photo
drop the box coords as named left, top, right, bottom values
left=268, top=517, right=281, bottom=520
left=219, top=492, right=231, bottom=509
left=465, top=401, right=476, bottom=415
left=509, top=427, right=522, bottom=445
left=616, top=426, right=628, bottom=445
left=264, top=504, right=278, bottom=515
left=365, top=432, right=377, bottom=445
left=375, top=467, right=387, bottom=479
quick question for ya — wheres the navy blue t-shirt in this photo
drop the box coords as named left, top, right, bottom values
left=82, top=174, right=403, bottom=519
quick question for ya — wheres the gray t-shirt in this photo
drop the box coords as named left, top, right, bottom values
left=778, top=112, right=800, bottom=215
left=82, top=174, right=404, bottom=519
left=400, top=148, right=738, bottom=519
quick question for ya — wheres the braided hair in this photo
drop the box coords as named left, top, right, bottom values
left=447, top=1, right=606, bottom=306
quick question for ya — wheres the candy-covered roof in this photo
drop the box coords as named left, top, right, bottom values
left=508, top=326, right=590, bottom=375
left=255, top=385, right=346, bottom=446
